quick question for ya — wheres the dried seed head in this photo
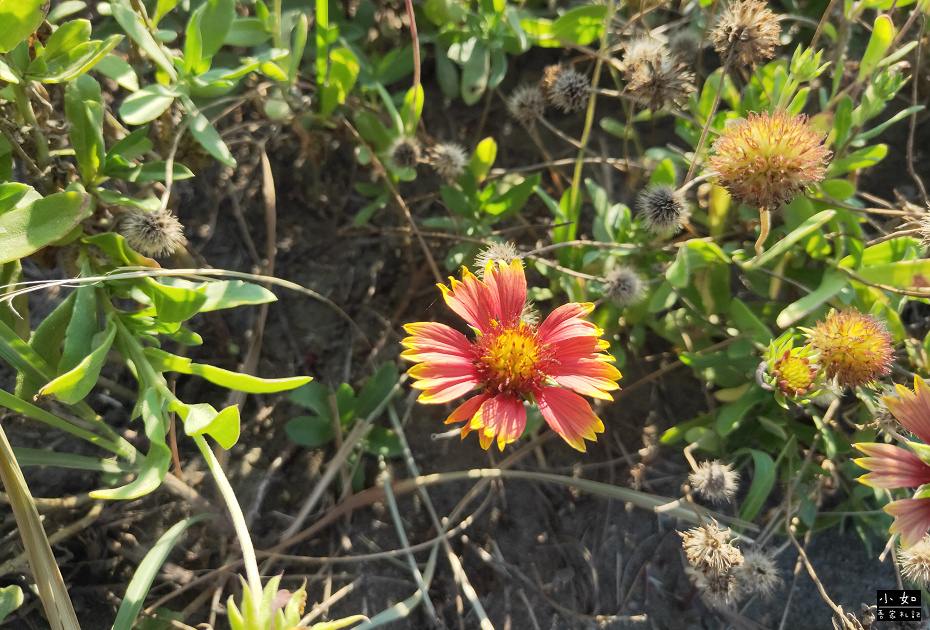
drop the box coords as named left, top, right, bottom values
left=669, top=31, right=702, bottom=61
left=803, top=308, right=894, bottom=390
left=736, top=550, right=783, bottom=597
left=430, top=143, right=468, bottom=182
left=544, top=66, right=591, bottom=113
left=389, top=137, right=421, bottom=170
left=475, top=242, right=520, bottom=278
left=636, top=185, right=690, bottom=236
left=621, top=37, right=696, bottom=112
left=680, top=521, right=744, bottom=574
left=873, top=385, right=904, bottom=436
left=506, top=84, right=546, bottom=127
left=899, top=534, right=930, bottom=586
left=689, top=460, right=739, bottom=503
left=709, top=110, right=831, bottom=210
left=711, top=0, right=782, bottom=68
left=603, top=267, right=647, bottom=308
left=919, top=211, right=930, bottom=247
left=121, top=208, right=186, bottom=257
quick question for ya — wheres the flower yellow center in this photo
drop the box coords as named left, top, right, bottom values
left=475, top=324, right=550, bottom=396
left=773, top=353, right=814, bottom=395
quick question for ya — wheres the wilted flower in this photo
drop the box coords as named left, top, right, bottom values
left=690, top=460, right=739, bottom=503
left=709, top=109, right=831, bottom=211
left=401, top=259, right=621, bottom=451
left=603, top=267, right=647, bottom=308
left=855, top=377, right=930, bottom=547
left=636, top=185, right=690, bottom=236
left=899, top=534, right=930, bottom=586
left=506, top=84, right=547, bottom=127
left=121, top=208, right=186, bottom=257
left=711, top=0, right=781, bottom=68
left=430, top=143, right=468, bottom=182
left=735, top=549, right=782, bottom=597
left=388, top=136, right=420, bottom=170
left=680, top=521, right=744, bottom=574
left=803, top=308, right=893, bottom=389
left=693, top=567, right=742, bottom=607
left=620, top=37, right=696, bottom=112
left=543, top=65, right=591, bottom=113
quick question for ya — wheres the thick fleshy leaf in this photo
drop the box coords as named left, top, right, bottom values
left=144, top=347, right=311, bottom=393
left=0, top=191, right=92, bottom=264
left=39, top=316, right=116, bottom=404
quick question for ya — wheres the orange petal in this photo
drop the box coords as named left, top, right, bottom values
left=401, top=322, right=474, bottom=362
left=885, top=377, right=930, bottom=445
left=886, top=497, right=930, bottom=548
left=853, top=442, right=930, bottom=489
left=535, top=387, right=604, bottom=452
left=440, top=269, right=495, bottom=334
left=537, top=303, right=598, bottom=345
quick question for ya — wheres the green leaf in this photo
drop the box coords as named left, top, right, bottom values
left=29, top=34, right=123, bottom=82
left=744, top=210, right=836, bottom=269
left=832, top=95, right=853, bottom=148
left=0, top=586, right=23, bottom=623
left=119, top=84, right=179, bottom=125
left=434, top=45, right=459, bottom=98
left=41, top=19, right=92, bottom=61
left=84, top=232, right=158, bottom=267
left=825, top=144, right=887, bottom=178
left=198, top=0, right=235, bottom=60
left=107, top=126, right=153, bottom=162
left=858, top=15, right=894, bottom=83
left=39, top=316, right=116, bottom=404
left=0, top=191, right=93, bottom=264
left=105, top=161, right=194, bottom=182
left=320, top=46, right=360, bottom=116
left=94, top=54, right=139, bottom=90
left=59, top=284, right=97, bottom=373
left=289, top=380, right=333, bottom=417
left=112, top=515, right=209, bottom=630
left=550, top=5, right=607, bottom=46
left=854, top=259, right=930, bottom=288
left=355, top=363, right=399, bottom=419
left=0, top=0, right=47, bottom=53
left=460, top=40, right=489, bottom=105
left=180, top=95, right=236, bottom=167
left=285, top=414, right=335, bottom=447
left=716, top=386, right=765, bottom=436
left=483, top=173, right=541, bottom=218
left=171, top=401, right=240, bottom=449
left=12, top=447, right=133, bottom=473
left=159, top=278, right=276, bottom=311
left=729, top=299, right=772, bottom=344
left=110, top=0, right=177, bottom=80
left=359, top=425, right=403, bottom=457
left=144, top=347, right=312, bottom=393
left=225, top=17, right=271, bottom=46
left=776, top=269, right=848, bottom=327
left=666, top=241, right=730, bottom=288
left=469, top=137, right=496, bottom=183
left=136, top=278, right=209, bottom=323
left=739, top=450, right=776, bottom=522
left=401, top=84, right=424, bottom=135
left=65, top=74, right=105, bottom=182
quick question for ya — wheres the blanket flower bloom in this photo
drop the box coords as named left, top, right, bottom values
left=401, top=259, right=621, bottom=451
left=855, top=377, right=930, bottom=547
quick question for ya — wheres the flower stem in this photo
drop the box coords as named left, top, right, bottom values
left=755, top=206, right=771, bottom=256
left=193, top=433, right=263, bottom=604
left=11, top=83, right=50, bottom=173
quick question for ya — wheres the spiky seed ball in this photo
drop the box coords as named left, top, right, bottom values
left=475, top=241, right=520, bottom=278
left=711, top=0, right=781, bottom=68
left=770, top=349, right=818, bottom=397
left=689, top=460, right=739, bottom=503
left=544, top=66, right=591, bottom=113
left=621, top=37, right=695, bottom=112
left=803, top=308, right=894, bottom=390
left=389, top=137, right=420, bottom=170
left=899, top=535, right=930, bottom=586
left=736, top=550, right=783, bottom=597
left=506, top=84, right=546, bottom=127
left=669, top=31, right=701, bottom=61
left=121, top=208, right=186, bottom=257
left=430, top=143, right=468, bottom=182
left=603, top=267, right=646, bottom=307
left=699, top=569, right=742, bottom=608
left=709, top=110, right=831, bottom=210
left=679, top=521, right=744, bottom=574
left=636, top=185, right=690, bottom=236
left=621, top=37, right=665, bottom=69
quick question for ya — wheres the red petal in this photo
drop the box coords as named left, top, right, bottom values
left=886, top=497, right=930, bottom=548
left=886, top=377, right=930, bottom=445
left=538, top=303, right=600, bottom=345
left=535, top=387, right=604, bottom=452
left=854, top=442, right=930, bottom=489
left=440, top=269, right=495, bottom=334
left=470, top=394, right=527, bottom=451
left=483, top=259, right=527, bottom=325
left=401, top=322, right=474, bottom=363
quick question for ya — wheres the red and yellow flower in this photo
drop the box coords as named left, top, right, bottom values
left=401, top=259, right=621, bottom=451
left=856, top=377, right=930, bottom=547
